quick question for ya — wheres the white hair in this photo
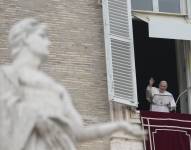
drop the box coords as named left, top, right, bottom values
left=9, top=18, right=46, bottom=58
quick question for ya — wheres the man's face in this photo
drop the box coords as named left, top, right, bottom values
left=159, top=81, right=167, bottom=93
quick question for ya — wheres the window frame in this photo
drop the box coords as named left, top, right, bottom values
left=132, top=0, right=187, bottom=16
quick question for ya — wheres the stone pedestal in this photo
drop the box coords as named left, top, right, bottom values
left=109, top=102, right=143, bottom=150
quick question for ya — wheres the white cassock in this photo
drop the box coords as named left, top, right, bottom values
left=146, top=86, right=176, bottom=112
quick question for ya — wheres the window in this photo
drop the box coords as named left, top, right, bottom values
left=159, top=0, right=180, bottom=13
left=132, top=0, right=186, bottom=15
left=132, top=0, right=153, bottom=11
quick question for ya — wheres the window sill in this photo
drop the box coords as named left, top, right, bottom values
left=132, top=10, right=187, bottom=17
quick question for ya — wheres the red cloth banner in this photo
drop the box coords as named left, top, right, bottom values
left=140, top=111, right=191, bottom=150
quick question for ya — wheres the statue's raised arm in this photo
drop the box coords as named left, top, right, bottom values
left=0, top=18, right=146, bottom=150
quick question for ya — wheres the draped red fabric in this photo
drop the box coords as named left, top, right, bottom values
left=140, top=111, right=191, bottom=150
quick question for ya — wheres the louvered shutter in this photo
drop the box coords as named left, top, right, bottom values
left=102, top=0, right=138, bottom=106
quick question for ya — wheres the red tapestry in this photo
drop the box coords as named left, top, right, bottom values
left=140, top=111, right=191, bottom=150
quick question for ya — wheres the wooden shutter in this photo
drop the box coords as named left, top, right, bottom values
left=102, top=0, right=138, bottom=106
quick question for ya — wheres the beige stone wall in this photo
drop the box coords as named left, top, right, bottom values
left=0, top=0, right=110, bottom=149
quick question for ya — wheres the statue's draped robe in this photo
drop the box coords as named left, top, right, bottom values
left=0, top=66, right=77, bottom=150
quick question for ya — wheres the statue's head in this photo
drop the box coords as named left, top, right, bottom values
left=9, top=18, right=50, bottom=59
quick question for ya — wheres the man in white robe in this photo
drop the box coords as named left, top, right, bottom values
left=146, top=78, right=176, bottom=112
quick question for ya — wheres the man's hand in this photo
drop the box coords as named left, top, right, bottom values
left=149, top=77, right=155, bottom=87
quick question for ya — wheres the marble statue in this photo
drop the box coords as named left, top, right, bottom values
left=0, top=18, right=146, bottom=150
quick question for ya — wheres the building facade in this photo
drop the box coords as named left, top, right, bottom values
left=103, top=0, right=191, bottom=113
left=102, top=0, right=191, bottom=149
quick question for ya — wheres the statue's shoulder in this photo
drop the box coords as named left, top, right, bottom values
left=18, top=67, right=53, bottom=81
left=0, top=65, right=13, bottom=80
left=0, top=66, right=5, bottom=83
left=17, top=67, right=56, bottom=88
left=0, top=65, right=17, bottom=94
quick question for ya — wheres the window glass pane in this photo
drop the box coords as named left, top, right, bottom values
left=132, top=0, right=153, bottom=11
left=159, top=0, right=180, bottom=13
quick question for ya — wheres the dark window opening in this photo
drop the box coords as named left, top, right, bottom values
left=132, top=19, right=180, bottom=112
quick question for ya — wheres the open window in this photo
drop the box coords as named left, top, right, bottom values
left=132, top=11, right=191, bottom=113
left=102, top=0, right=191, bottom=113
left=132, top=19, right=180, bottom=111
